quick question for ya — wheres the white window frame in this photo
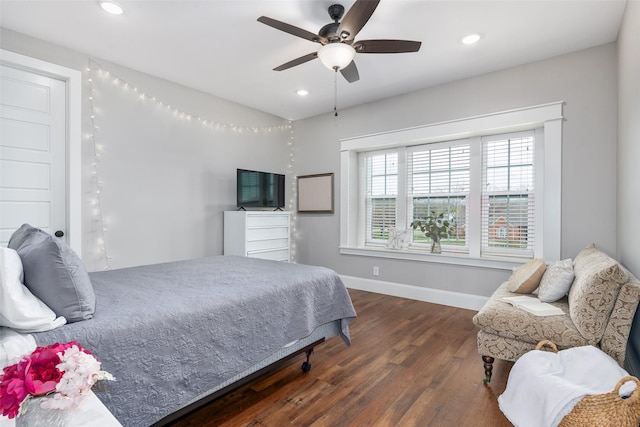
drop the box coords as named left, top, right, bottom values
left=339, top=102, right=563, bottom=270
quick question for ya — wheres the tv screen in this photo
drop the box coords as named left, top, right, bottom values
left=236, top=169, right=285, bottom=209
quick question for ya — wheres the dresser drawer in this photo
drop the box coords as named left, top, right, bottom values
left=247, top=226, right=289, bottom=241
left=248, top=248, right=290, bottom=262
left=247, top=214, right=289, bottom=228
left=246, top=238, right=289, bottom=252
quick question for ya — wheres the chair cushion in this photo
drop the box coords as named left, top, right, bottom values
left=472, top=282, right=589, bottom=348
left=569, top=244, right=628, bottom=342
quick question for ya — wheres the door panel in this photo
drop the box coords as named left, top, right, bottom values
left=0, top=64, right=66, bottom=246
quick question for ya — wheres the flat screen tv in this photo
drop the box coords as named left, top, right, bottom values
left=236, top=169, right=285, bottom=209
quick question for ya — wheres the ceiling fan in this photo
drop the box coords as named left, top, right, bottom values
left=257, top=0, right=422, bottom=83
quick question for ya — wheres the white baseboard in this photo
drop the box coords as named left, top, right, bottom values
left=340, top=275, right=488, bottom=311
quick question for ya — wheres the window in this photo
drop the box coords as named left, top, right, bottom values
left=364, top=152, right=398, bottom=243
left=482, top=132, right=535, bottom=258
left=340, top=102, right=563, bottom=266
left=360, top=132, right=533, bottom=258
left=407, top=141, right=470, bottom=250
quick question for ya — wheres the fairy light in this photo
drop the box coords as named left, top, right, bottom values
left=286, top=123, right=298, bottom=263
left=86, top=63, right=112, bottom=270
left=86, top=59, right=295, bottom=268
left=89, top=59, right=290, bottom=133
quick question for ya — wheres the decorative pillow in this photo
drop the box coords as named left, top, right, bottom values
left=12, top=225, right=96, bottom=323
left=0, top=247, right=66, bottom=332
left=538, top=259, right=575, bottom=302
left=569, top=244, right=628, bottom=343
left=507, top=259, right=547, bottom=294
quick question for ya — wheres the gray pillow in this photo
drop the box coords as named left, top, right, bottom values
left=13, top=225, right=95, bottom=323
left=7, top=223, right=35, bottom=250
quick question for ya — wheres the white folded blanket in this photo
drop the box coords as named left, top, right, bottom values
left=0, top=327, right=36, bottom=368
left=498, top=345, right=636, bottom=427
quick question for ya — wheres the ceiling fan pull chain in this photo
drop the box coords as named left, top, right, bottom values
left=334, top=68, right=339, bottom=117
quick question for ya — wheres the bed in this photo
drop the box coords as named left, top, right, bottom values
left=0, top=226, right=357, bottom=427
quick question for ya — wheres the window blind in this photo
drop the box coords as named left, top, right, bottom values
left=365, top=151, right=398, bottom=243
left=481, top=131, right=535, bottom=257
left=407, top=142, right=470, bottom=249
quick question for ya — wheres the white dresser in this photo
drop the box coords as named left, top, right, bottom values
left=223, top=211, right=290, bottom=262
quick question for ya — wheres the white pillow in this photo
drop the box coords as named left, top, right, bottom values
left=537, top=258, right=575, bottom=302
left=0, top=247, right=66, bottom=332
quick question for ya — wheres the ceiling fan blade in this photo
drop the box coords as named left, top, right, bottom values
left=340, top=61, right=360, bottom=83
left=353, top=39, right=422, bottom=53
left=337, top=0, right=381, bottom=42
left=273, top=52, right=319, bottom=71
left=258, top=16, right=326, bottom=44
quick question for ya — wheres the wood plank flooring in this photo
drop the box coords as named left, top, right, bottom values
left=168, top=289, right=513, bottom=426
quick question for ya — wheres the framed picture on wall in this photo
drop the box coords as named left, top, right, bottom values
left=297, top=173, right=334, bottom=213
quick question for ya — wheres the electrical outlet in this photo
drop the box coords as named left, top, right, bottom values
left=373, top=266, right=379, bottom=276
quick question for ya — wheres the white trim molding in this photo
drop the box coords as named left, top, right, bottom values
left=339, top=102, right=564, bottom=266
left=0, top=49, right=83, bottom=254
left=340, top=275, right=489, bottom=311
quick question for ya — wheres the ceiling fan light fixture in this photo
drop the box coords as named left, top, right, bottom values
left=317, top=43, right=356, bottom=71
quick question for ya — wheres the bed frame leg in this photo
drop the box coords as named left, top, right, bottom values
left=301, top=348, right=313, bottom=373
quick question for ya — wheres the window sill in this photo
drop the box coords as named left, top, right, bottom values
left=339, top=245, right=524, bottom=271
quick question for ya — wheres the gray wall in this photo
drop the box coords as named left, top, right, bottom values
left=1, top=29, right=289, bottom=271
left=617, top=1, right=640, bottom=277
left=293, top=43, right=619, bottom=297
left=2, top=24, right=630, bottom=298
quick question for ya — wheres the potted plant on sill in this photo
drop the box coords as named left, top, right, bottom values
left=411, top=211, right=451, bottom=254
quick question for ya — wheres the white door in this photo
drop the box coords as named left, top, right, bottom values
left=0, top=64, right=67, bottom=246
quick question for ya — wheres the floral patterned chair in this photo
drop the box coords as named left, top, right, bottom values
left=473, top=244, right=640, bottom=383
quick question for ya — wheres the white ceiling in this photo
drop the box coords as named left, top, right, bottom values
left=0, top=0, right=627, bottom=120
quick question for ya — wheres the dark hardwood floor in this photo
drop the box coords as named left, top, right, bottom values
left=169, top=289, right=513, bottom=426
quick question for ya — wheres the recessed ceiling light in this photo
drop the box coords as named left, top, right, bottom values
left=462, top=34, right=481, bottom=45
left=99, top=0, right=124, bottom=15
left=296, top=89, right=309, bottom=96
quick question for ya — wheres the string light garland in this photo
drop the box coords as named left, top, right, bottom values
left=86, top=59, right=297, bottom=267
left=286, top=125, right=298, bottom=262
left=86, top=65, right=111, bottom=270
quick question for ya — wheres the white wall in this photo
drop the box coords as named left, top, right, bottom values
left=617, top=1, right=640, bottom=277
left=1, top=29, right=290, bottom=271
left=293, top=43, right=618, bottom=298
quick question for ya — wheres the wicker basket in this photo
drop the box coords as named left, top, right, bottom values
left=534, top=340, right=640, bottom=427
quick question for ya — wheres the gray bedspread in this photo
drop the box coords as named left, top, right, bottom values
left=30, top=256, right=356, bottom=426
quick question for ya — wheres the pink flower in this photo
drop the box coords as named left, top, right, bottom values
left=24, top=347, right=60, bottom=395
left=0, top=341, right=98, bottom=419
left=0, top=360, right=28, bottom=418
